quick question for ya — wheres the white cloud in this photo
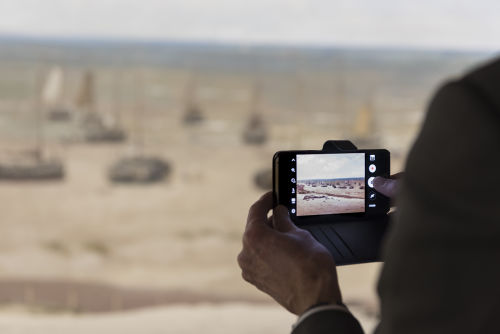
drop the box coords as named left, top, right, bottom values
left=0, top=0, right=499, bottom=50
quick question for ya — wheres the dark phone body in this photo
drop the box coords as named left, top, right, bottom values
left=273, top=143, right=391, bottom=265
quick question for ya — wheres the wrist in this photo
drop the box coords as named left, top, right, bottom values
left=306, top=300, right=345, bottom=311
left=297, top=288, right=342, bottom=315
left=293, top=303, right=351, bottom=330
left=297, top=262, right=342, bottom=314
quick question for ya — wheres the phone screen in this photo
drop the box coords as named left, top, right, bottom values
left=274, top=149, right=389, bottom=222
left=296, top=153, right=365, bottom=216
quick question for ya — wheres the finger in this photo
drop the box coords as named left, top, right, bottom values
left=272, top=205, right=296, bottom=233
left=244, top=192, right=275, bottom=244
left=237, top=249, right=252, bottom=270
left=246, top=192, right=274, bottom=231
left=247, top=192, right=274, bottom=222
left=373, top=176, right=398, bottom=198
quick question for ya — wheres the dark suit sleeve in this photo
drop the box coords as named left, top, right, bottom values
left=376, top=69, right=500, bottom=334
left=292, top=308, right=364, bottom=334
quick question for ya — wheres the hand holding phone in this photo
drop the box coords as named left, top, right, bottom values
left=237, top=192, right=342, bottom=315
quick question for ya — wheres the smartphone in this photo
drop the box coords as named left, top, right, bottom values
left=273, top=148, right=390, bottom=264
left=274, top=149, right=390, bottom=222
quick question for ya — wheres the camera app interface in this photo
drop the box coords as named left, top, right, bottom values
left=296, top=153, right=365, bottom=216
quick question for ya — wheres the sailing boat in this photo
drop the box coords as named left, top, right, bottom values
left=243, top=82, right=268, bottom=145
left=0, top=71, right=64, bottom=180
left=109, top=153, right=170, bottom=183
left=109, top=73, right=171, bottom=183
left=77, top=70, right=127, bottom=142
left=43, top=66, right=72, bottom=121
left=244, top=82, right=272, bottom=189
left=351, top=99, right=380, bottom=148
left=0, top=149, right=64, bottom=180
left=182, top=76, right=204, bottom=125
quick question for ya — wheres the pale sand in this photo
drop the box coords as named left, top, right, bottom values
left=0, top=303, right=379, bottom=334
left=297, top=193, right=364, bottom=215
left=0, top=304, right=296, bottom=334
left=0, top=121, right=387, bottom=303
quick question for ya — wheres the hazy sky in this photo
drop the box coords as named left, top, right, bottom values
left=297, top=153, right=364, bottom=180
left=0, top=0, right=499, bottom=50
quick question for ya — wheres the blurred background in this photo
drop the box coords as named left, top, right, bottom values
left=0, top=1, right=498, bottom=333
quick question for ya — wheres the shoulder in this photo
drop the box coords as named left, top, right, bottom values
left=426, top=56, right=500, bottom=126
left=429, top=56, right=500, bottom=123
left=464, top=56, right=500, bottom=111
left=410, top=56, right=500, bottom=167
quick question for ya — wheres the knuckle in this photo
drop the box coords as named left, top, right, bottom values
left=241, top=270, right=253, bottom=283
left=296, top=229, right=311, bottom=239
left=242, top=232, right=251, bottom=247
left=248, top=201, right=261, bottom=217
left=237, top=251, right=247, bottom=268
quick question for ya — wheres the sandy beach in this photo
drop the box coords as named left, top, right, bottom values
left=0, top=39, right=481, bottom=332
left=0, top=302, right=382, bottom=334
left=297, top=183, right=364, bottom=215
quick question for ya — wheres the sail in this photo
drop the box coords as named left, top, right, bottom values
left=353, top=103, right=373, bottom=138
left=243, top=82, right=267, bottom=145
left=75, top=70, right=95, bottom=109
left=183, top=75, right=204, bottom=124
left=0, top=70, right=66, bottom=180
left=249, top=81, right=261, bottom=114
left=42, top=66, right=64, bottom=106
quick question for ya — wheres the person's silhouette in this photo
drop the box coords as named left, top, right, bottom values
left=239, top=57, right=500, bottom=334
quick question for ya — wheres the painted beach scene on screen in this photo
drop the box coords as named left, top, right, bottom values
left=296, top=153, right=365, bottom=216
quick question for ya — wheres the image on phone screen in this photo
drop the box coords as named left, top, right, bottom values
left=296, top=153, right=365, bottom=216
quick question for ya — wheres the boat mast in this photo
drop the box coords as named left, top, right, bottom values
left=76, top=70, right=95, bottom=114
left=353, top=99, right=374, bottom=139
left=34, top=69, right=45, bottom=161
left=294, top=72, right=307, bottom=148
left=113, top=69, right=123, bottom=126
left=250, top=81, right=259, bottom=115
left=133, top=71, right=145, bottom=156
left=184, top=75, right=196, bottom=112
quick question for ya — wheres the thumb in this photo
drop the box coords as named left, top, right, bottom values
left=272, top=206, right=296, bottom=233
left=373, top=176, right=398, bottom=198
